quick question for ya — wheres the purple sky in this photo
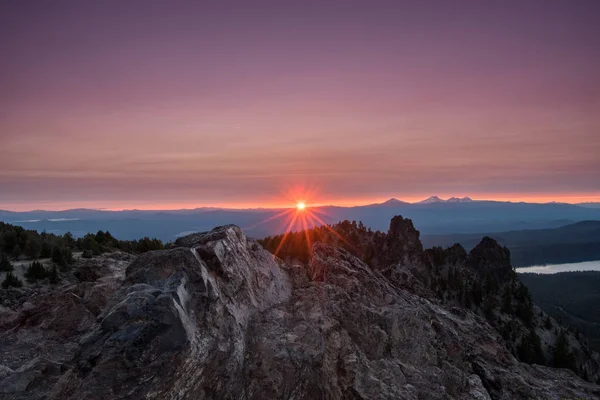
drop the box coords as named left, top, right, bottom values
left=1, top=0, right=599, bottom=210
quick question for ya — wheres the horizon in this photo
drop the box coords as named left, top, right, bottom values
left=2, top=193, right=600, bottom=213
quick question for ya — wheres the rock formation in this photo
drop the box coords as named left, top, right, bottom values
left=0, top=222, right=599, bottom=399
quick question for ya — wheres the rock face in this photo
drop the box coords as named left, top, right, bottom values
left=467, top=237, right=513, bottom=281
left=0, top=224, right=599, bottom=399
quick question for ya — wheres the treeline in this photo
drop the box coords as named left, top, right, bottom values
left=0, top=222, right=75, bottom=268
left=259, top=220, right=384, bottom=265
left=0, top=222, right=164, bottom=288
left=0, top=222, right=164, bottom=261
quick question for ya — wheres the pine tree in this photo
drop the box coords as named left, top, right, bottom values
left=24, top=236, right=41, bottom=259
left=2, top=272, right=23, bottom=288
left=501, top=286, right=512, bottom=313
left=0, top=254, right=13, bottom=272
left=40, top=241, right=52, bottom=258
left=553, top=330, right=576, bottom=371
left=49, top=265, right=59, bottom=284
left=12, top=244, right=22, bottom=259
left=25, top=261, right=47, bottom=282
left=517, top=330, right=545, bottom=365
left=51, top=246, right=65, bottom=266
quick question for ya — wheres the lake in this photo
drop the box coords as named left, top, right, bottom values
left=516, top=260, right=600, bottom=274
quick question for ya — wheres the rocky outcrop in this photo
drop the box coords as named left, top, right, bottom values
left=467, top=237, right=513, bottom=281
left=0, top=224, right=599, bottom=399
left=384, top=216, right=423, bottom=266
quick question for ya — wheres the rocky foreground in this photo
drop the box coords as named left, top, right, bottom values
left=1, top=224, right=600, bottom=399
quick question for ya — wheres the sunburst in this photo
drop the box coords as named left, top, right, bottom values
left=245, top=186, right=354, bottom=259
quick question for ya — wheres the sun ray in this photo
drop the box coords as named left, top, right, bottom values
left=309, top=207, right=333, bottom=218
left=242, top=208, right=294, bottom=230
left=274, top=212, right=299, bottom=256
left=301, top=212, right=312, bottom=256
left=308, top=211, right=354, bottom=250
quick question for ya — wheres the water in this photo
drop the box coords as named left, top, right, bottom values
left=516, top=260, right=600, bottom=274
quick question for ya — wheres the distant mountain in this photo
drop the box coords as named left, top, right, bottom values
left=378, top=198, right=410, bottom=206
left=417, top=195, right=444, bottom=204
left=578, top=202, right=600, bottom=209
left=2, top=200, right=600, bottom=242
left=446, top=196, right=473, bottom=203
left=422, top=220, right=600, bottom=267
left=416, top=196, right=473, bottom=204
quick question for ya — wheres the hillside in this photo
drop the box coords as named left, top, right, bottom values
left=422, top=221, right=600, bottom=267
left=260, top=218, right=600, bottom=383
left=520, top=271, right=600, bottom=352
left=0, top=218, right=599, bottom=398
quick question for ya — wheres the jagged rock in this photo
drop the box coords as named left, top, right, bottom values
left=445, top=243, right=468, bottom=265
left=0, top=357, right=65, bottom=394
left=384, top=215, right=423, bottom=265
left=468, top=237, right=513, bottom=280
left=0, top=223, right=599, bottom=399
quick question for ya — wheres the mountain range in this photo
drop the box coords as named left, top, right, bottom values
left=2, top=197, right=600, bottom=243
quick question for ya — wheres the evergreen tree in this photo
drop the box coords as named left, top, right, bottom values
left=0, top=254, right=13, bottom=272
left=25, top=261, right=47, bottom=282
left=517, top=330, right=545, bottom=365
left=49, top=265, right=59, bottom=284
left=62, top=232, right=75, bottom=248
left=51, top=246, right=65, bottom=266
left=40, top=242, right=52, bottom=258
left=516, top=301, right=534, bottom=328
left=24, top=236, right=41, bottom=259
left=553, top=330, right=576, bottom=371
left=2, top=272, right=23, bottom=288
left=501, top=286, right=512, bottom=313
left=12, top=244, right=22, bottom=259
left=483, top=295, right=496, bottom=319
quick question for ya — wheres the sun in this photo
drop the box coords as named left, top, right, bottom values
left=296, top=202, right=306, bottom=211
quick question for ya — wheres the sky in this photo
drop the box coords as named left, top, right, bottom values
left=1, top=0, right=599, bottom=211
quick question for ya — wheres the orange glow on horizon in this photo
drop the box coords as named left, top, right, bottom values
left=1, top=192, right=600, bottom=212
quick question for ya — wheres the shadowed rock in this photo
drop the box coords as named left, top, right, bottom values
left=0, top=224, right=599, bottom=399
left=468, top=237, right=514, bottom=281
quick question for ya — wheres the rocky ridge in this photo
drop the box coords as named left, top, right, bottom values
left=0, top=222, right=599, bottom=399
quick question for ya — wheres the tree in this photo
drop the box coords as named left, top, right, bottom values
left=501, top=286, right=513, bottom=314
left=63, top=232, right=76, bottom=248
left=24, top=236, right=41, bottom=259
left=544, top=315, right=553, bottom=330
left=2, top=272, right=23, bottom=288
left=25, top=261, right=47, bottom=282
left=483, top=295, right=496, bottom=319
left=40, top=242, right=52, bottom=258
left=51, top=246, right=65, bottom=266
left=49, top=265, right=59, bottom=284
left=12, top=244, right=22, bottom=259
left=516, top=301, right=534, bottom=328
left=2, top=230, right=18, bottom=253
left=81, top=234, right=100, bottom=255
left=471, top=281, right=483, bottom=306
left=553, top=330, right=576, bottom=371
left=0, top=254, right=13, bottom=272
left=517, top=330, right=545, bottom=365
